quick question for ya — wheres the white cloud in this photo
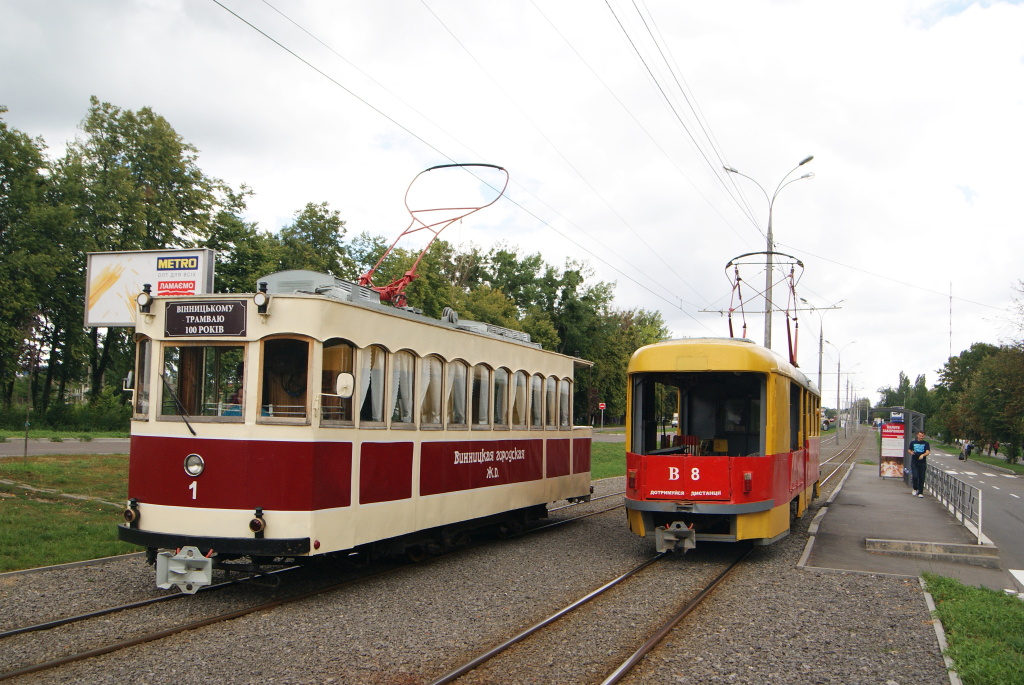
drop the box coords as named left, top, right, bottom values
left=2, top=0, right=1022, bottom=406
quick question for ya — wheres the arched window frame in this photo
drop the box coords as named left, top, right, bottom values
left=530, top=373, right=544, bottom=430
left=446, top=359, right=469, bottom=429
left=358, top=344, right=388, bottom=428
left=471, top=363, right=492, bottom=430
left=545, top=375, right=558, bottom=429
left=558, top=377, right=572, bottom=429
left=320, top=338, right=355, bottom=427
left=257, top=336, right=311, bottom=424
left=389, top=349, right=416, bottom=428
left=511, top=370, right=529, bottom=429
left=493, top=367, right=511, bottom=430
left=420, top=354, right=445, bottom=429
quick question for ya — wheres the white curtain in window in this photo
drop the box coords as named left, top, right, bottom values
left=472, top=365, right=490, bottom=425
left=447, top=361, right=467, bottom=424
left=512, top=371, right=528, bottom=426
left=390, top=351, right=415, bottom=423
left=420, top=356, right=443, bottom=425
left=545, top=376, right=558, bottom=426
left=530, top=374, right=543, bottom=427
left=493, top=368, right=509, bottom=426
left=360, top=346, right=386, bottom=422
left=559, top=378, right=571, bottom=427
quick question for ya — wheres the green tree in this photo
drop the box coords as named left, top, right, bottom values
left=958, top=346, right=1024, bottom=462
left=203, top=197, right=284, bottom=294
left=278, top=202, right=354, bottom=277
left=0, top=109, right=78, bottom=408
left=54, top=97, right=233, bottom=400
left=934, top=343, right=1000, bottom=441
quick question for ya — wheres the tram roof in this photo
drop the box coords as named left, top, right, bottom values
left=629, top=337, right=815, bottom=391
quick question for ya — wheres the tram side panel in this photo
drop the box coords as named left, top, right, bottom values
left=119, top=282, right=593, bottom=591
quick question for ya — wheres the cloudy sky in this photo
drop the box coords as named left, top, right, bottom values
left=3, top=0, right=1023, bottom=408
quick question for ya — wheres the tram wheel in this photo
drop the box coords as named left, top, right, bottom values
left=405, top=545, right=429, bottom=563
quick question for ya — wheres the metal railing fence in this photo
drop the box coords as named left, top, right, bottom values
left=925, top=462, right=983, bottom=544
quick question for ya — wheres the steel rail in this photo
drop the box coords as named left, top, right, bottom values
left=600, top=546, right=753, bottom=684
left=427, top=554, right=668, bottom=685
left=820, top=433, right=866, bottom=488
left=0, top=565, right=300, bottom=640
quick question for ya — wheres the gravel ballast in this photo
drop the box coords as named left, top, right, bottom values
left=1, top=465, right=951, bottom=683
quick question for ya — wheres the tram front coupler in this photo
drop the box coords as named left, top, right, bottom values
left=655, top=522, right=697, bottom=553
left=156, top=546, right=213, bottom=594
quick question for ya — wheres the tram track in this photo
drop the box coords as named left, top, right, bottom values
left=427, top=545, right=752, bottom=685
left=819, top=432, right=867, bottom=490
left=0, top=496, right=625, bottom=681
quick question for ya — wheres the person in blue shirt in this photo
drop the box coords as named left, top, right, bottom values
left=907, top=431, right=930, bottom=497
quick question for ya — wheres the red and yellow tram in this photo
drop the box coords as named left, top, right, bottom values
left=118, top=269, right=592, bottom=592
left=624, top=337, right=820, bottom=552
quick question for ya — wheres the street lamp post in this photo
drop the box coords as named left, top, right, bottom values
left=799, top=298, right=844, bottom=393
left=724, top=156, right=814, bottom=350
left=826, top=339, right=855, bottom=443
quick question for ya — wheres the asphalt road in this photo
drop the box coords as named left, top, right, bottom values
left=0, top=438, right=130, bottom=457
left=929, top=447, right=1024, bottom=592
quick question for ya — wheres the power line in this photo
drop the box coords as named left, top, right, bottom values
left=213, top=0, right=716, bottom=327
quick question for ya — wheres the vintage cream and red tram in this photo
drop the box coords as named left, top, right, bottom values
left=624, top=337, right=820, bottom=552
left=119, top=270, right=592, bottom=592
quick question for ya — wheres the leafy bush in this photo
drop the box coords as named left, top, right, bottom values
left=0, top=387, right=130, bottom=433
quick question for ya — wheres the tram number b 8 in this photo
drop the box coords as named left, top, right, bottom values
left=667, top=467, right=700, bottom=481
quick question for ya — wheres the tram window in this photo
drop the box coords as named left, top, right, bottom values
left=359, top=345, right=387, bottom=424
left=134, top=338, right=151, bottom=418
left=790, top=382, right=801, bottom=450
left=321, top=339, right=354, bottom=424
left=545, top=376, right=558, bottom=428
left=446, top=360, right=468, bottom=427
left=511, top=370, right=528, bottom=427
left=420, top=355, right=444, bottom=427
left=530, top=374, right=544, bottom=428
left=558, top=378, right=571, bottom=429
left=261, top=338, right=309, bottom=419
left=632, top=372, right=764, bottom=457
left=390, top=350, right=415, bottom=426
left=471, top=364, right=491, bottom=428
left=161, top=344, right=245, bottom=419
left=493, top=367, right=510, bottom=428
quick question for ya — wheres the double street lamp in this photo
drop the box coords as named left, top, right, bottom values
left=724, top=156, right=814, bottom=349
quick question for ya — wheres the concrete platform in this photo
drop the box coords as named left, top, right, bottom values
left=802, top=462, right=1010, bottom=592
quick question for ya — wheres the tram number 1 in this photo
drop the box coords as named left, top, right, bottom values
left=189, top=481, right=197, bottom=499
left=668, top=467, right=700, bottom=481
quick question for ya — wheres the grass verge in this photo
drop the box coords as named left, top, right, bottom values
left=923, top=573, right=1024, bottom=684
left=591, top=441, right=626, bottom=480
left=0, top=455, right=135, bottom=573
left=0, top=455, right=130, bottom=501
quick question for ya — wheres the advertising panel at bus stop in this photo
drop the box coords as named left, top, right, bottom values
left=84, top=249, right=215, bottom=327
left=879, top=422, right=905, bottom=478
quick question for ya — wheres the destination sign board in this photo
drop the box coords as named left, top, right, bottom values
left=165, top=300, right=247, bottom=337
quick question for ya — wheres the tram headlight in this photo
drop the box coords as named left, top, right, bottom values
left=254, top=282, right=270, bottom=314
left=184, top=453, right=205, bottom=477
left=137, top=284, right=153, bottom=313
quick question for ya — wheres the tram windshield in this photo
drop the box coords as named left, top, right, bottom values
left=632, top=372, right=766, bottom=457
left=161, top=345, right=245, bottom=418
